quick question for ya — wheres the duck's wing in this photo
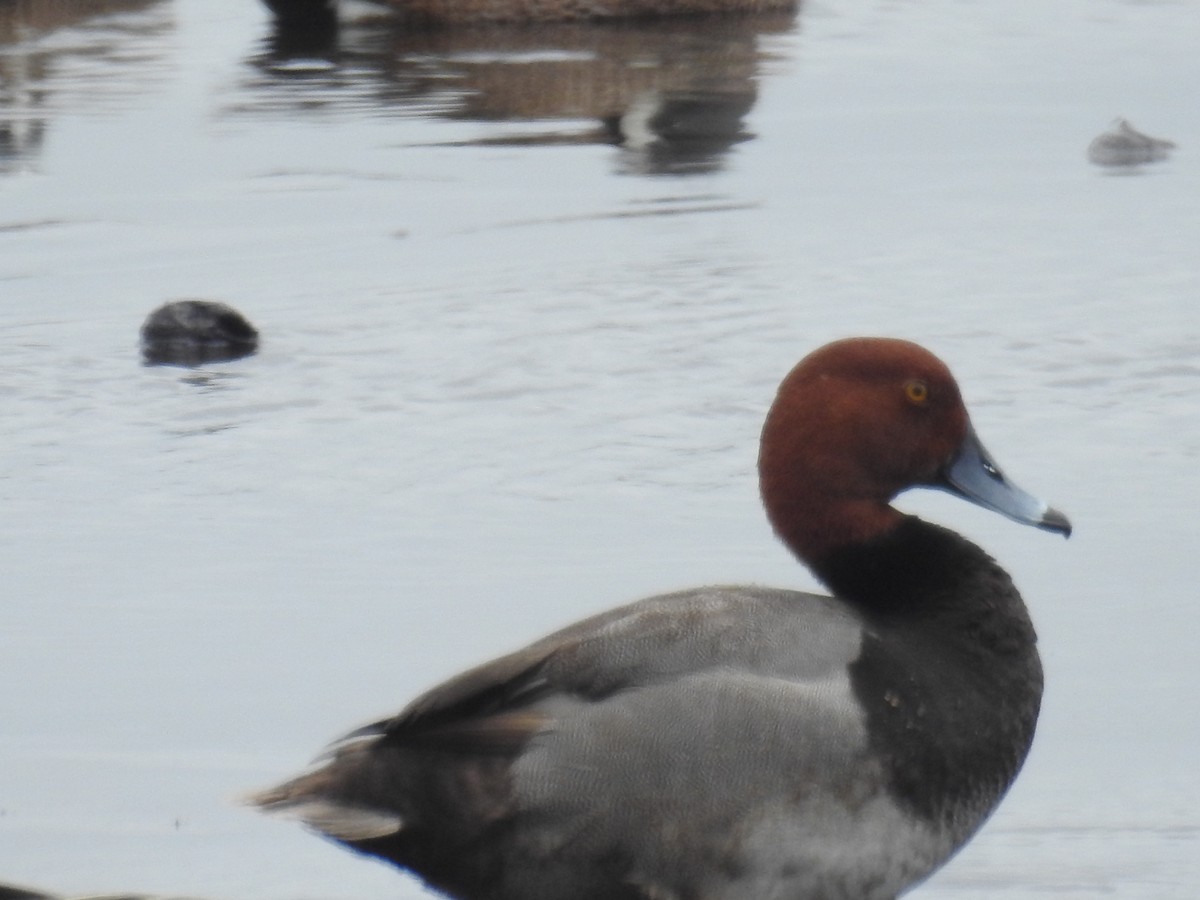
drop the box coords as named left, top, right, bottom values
left=357, top=583, right=862, bottom=749
left=251, top=584, right=870, bottom=896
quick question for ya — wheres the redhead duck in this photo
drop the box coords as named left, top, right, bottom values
left=262, top=0, right=796, bottom=27
left=140, top=300, right=258, bottom=367
left=253, top=337, right=1070, bottom=900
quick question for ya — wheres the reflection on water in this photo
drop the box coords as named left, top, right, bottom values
left=240, top=14, right=793, bottom=174
left=0, top=0, right=159, bottom=40
left=0, top=0, right=168, bottom=174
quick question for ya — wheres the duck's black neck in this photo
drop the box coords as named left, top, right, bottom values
left=812, top=515, right=1035, bottom=649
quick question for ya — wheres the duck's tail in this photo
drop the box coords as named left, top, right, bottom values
left=247, top=758, right=406, bottom=842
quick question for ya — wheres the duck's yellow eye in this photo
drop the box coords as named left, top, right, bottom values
left=904, top=379, right=929, bottom=406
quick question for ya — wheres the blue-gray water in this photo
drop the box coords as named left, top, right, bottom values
left=1, top=0, right=1197, bottom=897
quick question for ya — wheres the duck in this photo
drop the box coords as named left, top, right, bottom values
left=140, top=299, right=259, bottom=367
left=1087, top=118, right=1176, bottom=168
left=261, top=0, right=797, bottom=28
left=252, top=337, right=1070, bottom=900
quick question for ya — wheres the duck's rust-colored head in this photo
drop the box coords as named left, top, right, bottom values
left=758, top=337, right=1070, bottom=563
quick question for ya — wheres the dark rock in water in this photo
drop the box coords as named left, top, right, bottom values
left=140, top=300, right=259, bottom=367
left=1088, top=118, right=1176, bottom=168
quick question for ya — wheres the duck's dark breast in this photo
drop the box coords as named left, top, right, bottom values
left=818, top=517, right=1043, bottom=838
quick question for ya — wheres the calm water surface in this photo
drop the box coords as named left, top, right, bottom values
left=1, top=0, right=1197, bottom=897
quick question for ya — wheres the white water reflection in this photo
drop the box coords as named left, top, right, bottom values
left=0, top=0, right=1197, bottom=898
